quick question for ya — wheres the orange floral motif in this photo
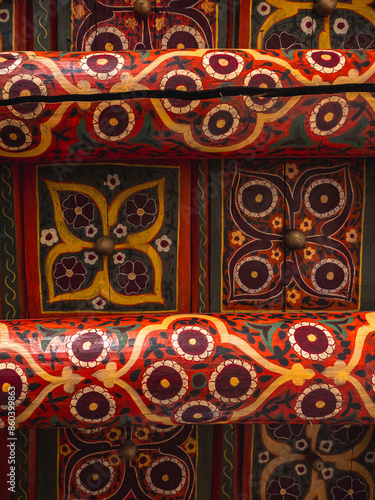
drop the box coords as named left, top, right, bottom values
left=231, top=230, right=245, bottom=246
left=287, top=289, right=301, bottom=304
left=154, top=17, right=165, bottom=31
left=202, top=0, right=215, bottom=14
left=271, top=248, right=282, bottom=261
left=125, top=17, right=138, bottom=30
left=285, top=162, right=299, bottom=179
left=303, top=247, right=315, bottom=260
left=300, top=218, right=312, bottom=232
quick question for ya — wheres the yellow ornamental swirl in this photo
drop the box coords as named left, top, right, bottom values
left=43, top=177, right=165, bottom=306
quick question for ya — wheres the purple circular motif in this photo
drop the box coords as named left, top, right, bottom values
left=311, top=259, right=348, bottom=294
left=267, top=476, right=302, bottom=500
left=66, top=329, right=111, bottom=368
left=202, top=104, right=240, bottom=140
left=267, top=423, right=304, bottom=440
left=175, top=401, right=219, bottom=423
left=125, top=193, right=157, bottom=228
left=244, top=68, right=282, bottom=112
left=93, top=101, right=135, bottom=141
left=0, top=119, right=32, bottom=151
left=0, top=52, right=22, bottom=75
left=70, top=385, right=116, bottom=423
left=171, top=326, right=214, bottom=361
left=76, top=459, right=114, bottom=495
left=310, top=97, right=348, bottom=136
left=234, top=256, right=273, bottom=294
left=160, top=69, right=202, bottom=114
left=62, top=193, right=95, bottom=229
left=306, top=50, right=345, bottom=74
left=117, top=260, right=149, bottom=294
left=0, top=363, right=28, bottom=410
left=343, top=33, right=375, bottom=50
left=146, top=457, right=186, bottom=495
left=191, top=372, right=207, bottom=389
left=331, top=476, right=368, bottom=500
left=238, top=179, right=278, bottom=218
left=288, top=322, right=335, bottom=360
left=305, top=178, right=345, bottom=217
left=53, top=256, right=87, bottom=292
left=161, top=25, right=205, bottom=50
left=3, top=74, right=47, bottom=118
left=142, top=360, right=188, bottom=404
left=295, top=384, right=342, bottom=420
left=209, top=359, right=257, bottom=403
left=85, top=26, right=128, bottom=51
left=329, top=424, right=365, bottom=444
left=264, top=31, right=303, bottom=51
left=203, top=52, right=244, bottom=81
left=80, top=52, right=124, bottom=80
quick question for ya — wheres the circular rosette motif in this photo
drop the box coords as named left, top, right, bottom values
left=304, top=178, right=345, bottom=218
left=0, top=52, right=22, bottom=75
left=80, top=52, right=124, bottom=80
left=171, top=325, right=214, bottom=361
left=238, top=179, right=278, bottom=218
left=310, top=97, right=348, bottom=136
left=93, top=101, right=135, bottom=141
left=331, top=476, right=368, bottom=500
left=202, top=104, right=239, bottom=140
left=175, top=401, right=219, bottom=424
left=306, top=50, right=345, bottom=73
left=85, top=26, right=128, bottom=51
left=0, top=363, right=28, bottom=410
left=160, top=69, right=202, bottom=114
left=208, top=359, right=257, bottom=403
left=145, top=457, right=187, bottom=495
left=3, top=74, right=47, bottom=119
left=203, top=52, right=244, bottom=81
left=234, top=256, right=273, bottom=294
left=53, top=256, right=87, bottom=292
left=288, top=322, right=335, bottom=360
left=117, top=260, right=149, bottom=294
left=76, top=458, right=114, bottom=495
left=62, top=193, right=95, bottom=228
left=70, top=385, right=116, bottom=423
left=311, top=259, right=348, bottom=294
left=243, top=68, right=282, bottom=112
left=0, top=119, right=31, bottom=151
left=66, top=329, right=111, bottom=368
left=295, top=383, right=342, bottom=420
left=142, top=360, right=188, bottom=404
left=161, top=25, right=205, bottom=50
left=125, top=193, right=157, bottom=228
left=267, top=476, right=302, bottom=500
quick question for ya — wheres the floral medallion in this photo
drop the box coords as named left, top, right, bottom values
left=142, top=360, right=188, bottom=404
left=161, top=25, right=206, bottom=49
left=53, top=256, right=87, bottom=291
left=309, top=97, right=348, bottom=136
left=234, top=256, right=273, bottom=294
left=70, top=385, right=116, bottom=423
left=125, top=193, right=157, bottom=228
left=93, top=101, right=135, bottom=141
left=175, top=400, right=219, bottom=423
left=287, top=322, right=335, bottom=360
left=331, top=476, right=368, bottom=500
left=267, top=476, right=301, bottom=500
left=311, top=259, right=348, bottom=294
left=160, top=69, right=202, bottom=114
left=66, top=328, right=111, bottom=368
left=243, top=68, right=282, bottom=112
left=306, top=50, right=345, bottom=74
left=145, top=457, right=187, bottom=495
left=76, top=458, right=115, bottom=495
left=208, top=359, right=257, bottom=403
left=171, top=325, right=214, bottom=361
left=295, top=383, right=342, bottom=420
left=80, top=52, right=125, bottom=80
left=202, top=104, right=240, bottom=140
left=203, top=52, right=244, bottom=80
left=0, top=363, right=28, bottom=410
left=84, top=26, right=128, bottom=51
left=238, top=179, right=278, bottom=218
left=0, top=119, right=32, bottom=151
left=0, top=52, right=22, bottom=75
left=3, top=74, right=47, bottom=119
left=62, top=193, right=95, bottom=229
left=117, top=260, right=149, bottom=295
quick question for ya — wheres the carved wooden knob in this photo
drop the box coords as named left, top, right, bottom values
left=94, top=236, right=114, bottom=255
left=314, top=0, right=338, bottom=17
left=283, top=229, right=306, bottom=250
left=133, top=0, right=152, bottom=19
left=119, top=441, right=138, bottom=461
left=307, top=452, right=325, bottom=471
